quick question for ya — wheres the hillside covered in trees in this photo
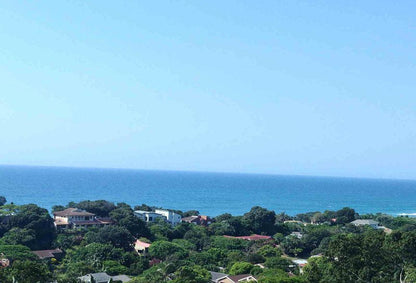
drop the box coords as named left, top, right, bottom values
left=1, top=196, right=416, bottom=282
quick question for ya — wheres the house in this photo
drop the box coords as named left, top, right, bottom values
left=210, top=271, right=228, bottom=283
left=155, top=209, right=182, bottom=226
left=53, top=208, right=113, bottom=230
left=350, top=219, right=380, bottom=229
left=290, top=232, right=303, bottom=239
left=32, top=248, right=63, bottom=260
left=292, top=259, right=308, bottom=267
left=134, top=210, right=165, bottom=223
left=0, top=253, right=10, bottom=268
left=292, top=259, right=308, bottom=273
left=134, top=239, right=151, bottom=255
left=218, top=274, right=257, bottom=283
left=78, top=272, right=131, bottom=283
left=182, top=215, right=212, bottom=226
left=134, top=209, right=182, bottom=226
left=224, top=234, right=272, bottom=241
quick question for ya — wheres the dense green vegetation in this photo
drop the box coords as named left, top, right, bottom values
left=1, top=196, right=416, bottom=282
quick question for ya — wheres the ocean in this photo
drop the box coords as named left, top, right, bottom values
left=0, top=165, right=415, bottom=216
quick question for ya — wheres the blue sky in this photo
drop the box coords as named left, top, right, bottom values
left=0, top=1, right=415, bottom=179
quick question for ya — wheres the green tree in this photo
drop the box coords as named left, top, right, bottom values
left=0, top=227, right=36, bottom=247
left=258, top=244, right=281, bottom=258
left=229, top=261, right=254, bottom=275
left=264, top=257, right=292, bottom=271
left=7, top=204, right=56, bottom=249
left=0, top=244, right=38, bottom=261
left=102, top=260, right=129, bottom=275
left=85, top=226, right=135, bottom=251
left=148, top=240, right=186, bottom=261
left=258, top=269, right=306, bottom=283
left=74, top=200, right=116, bottom=217
left=281, top=236, right=304, bottom=257
left=110, top=207, right=151, bottom=239
left=172, top=265, right=211, bottom=283
left=243, top=206, right=276, bottom=235
left=335, top=207, right=356, bottom=224
left=8, top=260, right=51, bottom=283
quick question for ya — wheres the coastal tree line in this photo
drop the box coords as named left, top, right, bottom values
left=1, top=196, right=416, bottom=282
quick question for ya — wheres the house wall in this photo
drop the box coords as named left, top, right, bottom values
left=155, top=209, right=182, bottom=226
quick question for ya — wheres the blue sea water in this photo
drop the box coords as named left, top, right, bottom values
left=0, top=165, right=415, bottom=216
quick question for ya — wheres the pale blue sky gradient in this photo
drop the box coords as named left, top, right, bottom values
left=1, top=1, right=415, bottom=179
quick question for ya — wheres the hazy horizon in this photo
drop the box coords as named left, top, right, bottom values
left=1, top=1, right=415, bottom=180
left=1, top=163, right=416, bottom=182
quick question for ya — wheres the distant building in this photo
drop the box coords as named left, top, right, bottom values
left=350, top=219, right=380, bottom=229
left=290, top=232, right=303, bottom=239
left=78, top=272, right=131, bottom=283
left=0, top=254, right=10, bottom=268
left=134, top=209, right=182, bottom=226
left=210, top=271, right=228, bottom=283
left=53, top=208, right=113, bottom=230
left=155, top=209, right=182, bottom=226
left=224, top=234, right=272, bottom=241
left=32, top=248, right=63, bottom=260
left=134, top=239, right=151, bottom=256
left=218, top=274, right=257, bottom=282
left=182, top=215, right=212, bottom=226
left=134, top=210, right=165, bottom=223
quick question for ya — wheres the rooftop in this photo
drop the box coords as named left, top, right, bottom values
left=135, top=239, right=151, bottom=248
left=351, top=219, right=379, bottom=225
left=227, top=274, right=257, bottom=282
left=210, top=271, right=228, bottom=282
left=32, top=249, right=63, bottom=260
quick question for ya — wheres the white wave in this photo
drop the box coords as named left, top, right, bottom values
left=397, top=213, right=416, bottom=217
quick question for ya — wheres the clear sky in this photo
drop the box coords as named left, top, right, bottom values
left=0, top=1, right=415, bottom=180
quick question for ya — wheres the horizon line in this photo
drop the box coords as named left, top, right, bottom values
left=1, top=163, right=415, bottom=183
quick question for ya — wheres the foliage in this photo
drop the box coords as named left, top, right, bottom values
left=172, top=265, right=211, bottom=283
left=148, top=240, right=187, bottom=260
left=229, top=261, right=254, bottom=275
left=85, top=225, right=135, bottom=250
left=0, top=260, right=51, bottom=283
left=258, top=244, right=281, bottom=258
left=264, top=257, right=292, bottom=271
left=0, top=244, right=38, bottom=261
left=243, top=206, right=276, bottom=235
left=73, top=200, right=116, bottom=217
left=3, top=204, right=56, bottom=249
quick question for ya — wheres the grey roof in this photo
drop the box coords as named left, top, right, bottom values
left=210, top=271, right=228, bottom=282
left=78, top=272, right=130, bottom=283
left=351, top=219, right=379, bottom=225
left=78, top=273, right=111, bottom=283
left=111, top=275, right=131, bottom=282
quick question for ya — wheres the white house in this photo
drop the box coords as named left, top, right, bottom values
left=155, top=209, right=182, bottom=226
left=133, top=209, right=181, bottom=226
left=350, top=219, right=380, bottom=229
left=133, top=210, right=165, bottom=223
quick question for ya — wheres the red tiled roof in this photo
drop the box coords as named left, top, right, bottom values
left=135, top=239, right=151, bottom=248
